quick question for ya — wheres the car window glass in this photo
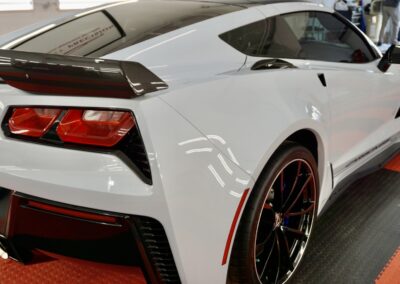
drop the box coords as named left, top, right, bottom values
left=219, top=20, right=266, bottom=56
left=259, top=12, right=374, bottom=63
left=15, top=12, right=122, bottom=56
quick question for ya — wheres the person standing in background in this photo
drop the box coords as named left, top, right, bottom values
left=378, top=0, right=400, bottom=45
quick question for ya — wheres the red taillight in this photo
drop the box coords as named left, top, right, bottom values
left=57, top=110, right=135, bottom=147
left=8, top=108, right=62, bottom=138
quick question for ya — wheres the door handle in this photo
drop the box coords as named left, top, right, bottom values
left=251, top=59, right=297, bottom=71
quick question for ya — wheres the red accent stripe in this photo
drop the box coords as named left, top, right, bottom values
left=222, top=188, right=250, bottom=266
left=27, top=201, right=118, bottom=224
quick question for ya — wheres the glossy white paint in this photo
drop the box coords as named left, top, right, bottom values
left=0, top=1, right=399, bottom=283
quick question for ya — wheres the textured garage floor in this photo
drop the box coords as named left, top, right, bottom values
left=0, top=155, right=399, bottom=284
left=0, top=251, right=146, bottom=284
left=289, top=155, right=400, bottom=284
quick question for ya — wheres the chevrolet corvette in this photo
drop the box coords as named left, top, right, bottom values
left=0, top=0, right=399, bottom=283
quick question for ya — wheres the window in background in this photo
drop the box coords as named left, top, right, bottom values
left=59, top=0, right=126, bottom=10
left=14, top=12, right=122, bottom=56
left=0, top=0, right=33, bottom=11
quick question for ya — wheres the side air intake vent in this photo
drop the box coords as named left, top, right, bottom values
left=135, top=217, right=181, bottom=284
left=396, top=107, right=400, bottom=119
left=119, top=127, right=152, bottom=183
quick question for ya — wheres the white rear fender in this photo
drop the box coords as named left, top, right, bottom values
left=161, top=68, right=332, bottom=211
left=162, top=69, right=330, bottom=174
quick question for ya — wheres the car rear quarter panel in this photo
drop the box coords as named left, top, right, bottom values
left=161, top=67, right=333, bottom=210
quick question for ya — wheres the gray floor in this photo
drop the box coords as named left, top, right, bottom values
left=288, top=169, right=400, bottom=284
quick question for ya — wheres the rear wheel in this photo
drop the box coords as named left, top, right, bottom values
left=228, top=143, right=319, bottom=284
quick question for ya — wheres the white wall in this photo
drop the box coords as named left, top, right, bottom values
left=316, top=0, right=337, bottom=9
left=0, top=0, right=73, bottom=36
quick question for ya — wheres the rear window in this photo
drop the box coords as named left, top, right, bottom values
left=220, top=11, right=377, bottom=63
left=12, top=1, right=243, bottom=57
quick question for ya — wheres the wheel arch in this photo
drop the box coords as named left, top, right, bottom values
left=286, top=129, right=320, bottom=165
left=246, top=124, right=332, bottom=219
left=253, top=126, right=327, bottom=190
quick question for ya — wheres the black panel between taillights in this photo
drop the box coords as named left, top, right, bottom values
left=1, top=107, right=152, bottom=185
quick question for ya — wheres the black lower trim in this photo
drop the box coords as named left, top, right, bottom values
left=134, top=217, right=181, bottom=284
left=321, top=142, right=400, bottom=215
left=0, top=192, right=180, bottom=284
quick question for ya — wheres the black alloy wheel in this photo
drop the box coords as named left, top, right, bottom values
left=228, top=142, right=319, bottom=284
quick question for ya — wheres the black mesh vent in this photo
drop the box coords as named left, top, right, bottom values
left=118, top=127, right=152, bottom=184
left=135, top=217, right=181, bottom=284
left=396, top=107, right=400, bottom=119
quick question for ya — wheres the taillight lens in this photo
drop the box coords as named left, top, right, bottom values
left=8, top=108, right=62, bottom=138
left=57, top=110, right=135, bottom=147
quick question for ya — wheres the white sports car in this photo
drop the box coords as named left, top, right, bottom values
left=0, top=0, right=399, bottom=283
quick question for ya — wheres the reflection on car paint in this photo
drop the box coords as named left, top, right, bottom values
left=178, top=135, right=250, bottom=194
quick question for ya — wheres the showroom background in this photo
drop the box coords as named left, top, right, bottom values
left=0, top=0, right=123, bottom=35
left=0, top=0, right=352, bottom=36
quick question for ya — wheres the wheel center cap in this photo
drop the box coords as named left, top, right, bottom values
left=274, top=212, right=283, bottom=229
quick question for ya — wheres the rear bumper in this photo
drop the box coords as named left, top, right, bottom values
left=0, top=95, right=254, bottom=284
left=0, top=188, right=180, bottom=283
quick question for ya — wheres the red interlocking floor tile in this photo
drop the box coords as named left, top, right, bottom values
left=385, top=154, right=400, bottom=173
left=0, top=251, right=146, bottom=284
left=376, top=247, right=400, bottom=284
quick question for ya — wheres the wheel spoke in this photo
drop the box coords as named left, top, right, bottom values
left=273, top=173, right=284, bottom=211
left=259, top=235, right=277, bottom=280
left=286, top=201, right=315, bottom=217
left=273, top=231, right=281, bottom=284
left=256, top=230, right=274, bottom=257
left=282, top=161, right=302, bottom=210
left=283, top=175, right=312, bottom=214
left=282, top=226, right=308, bottom=242
left=277, top=229, right=294, bottom=271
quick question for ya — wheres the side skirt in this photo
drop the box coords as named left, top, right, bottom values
left=320, top=142, right=400, bottom=215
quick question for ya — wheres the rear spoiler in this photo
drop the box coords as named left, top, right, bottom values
left=0, top=50, right=168, bottom=98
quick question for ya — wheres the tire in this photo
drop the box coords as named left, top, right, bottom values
left=228, top=142, right=319, bottom=284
